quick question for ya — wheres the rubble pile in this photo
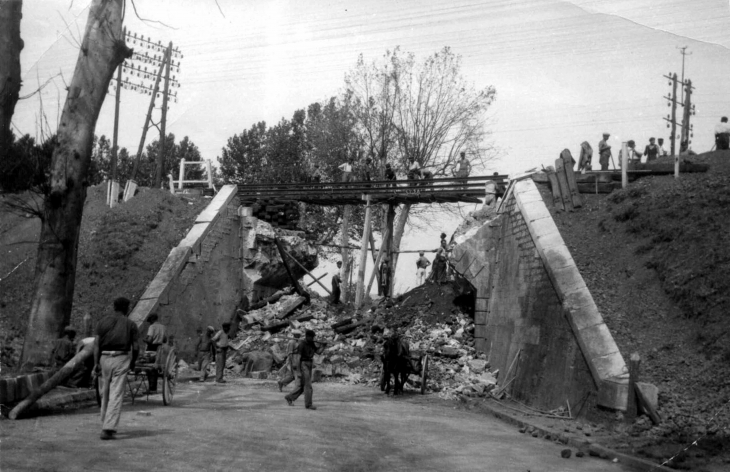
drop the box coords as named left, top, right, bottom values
left=217, top=282, right=502, bottom=400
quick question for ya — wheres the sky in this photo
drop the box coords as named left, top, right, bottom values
left=11, top=0, right=730, bottom=296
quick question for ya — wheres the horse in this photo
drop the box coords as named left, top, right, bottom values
left=380, top=334, right=412, bottom=395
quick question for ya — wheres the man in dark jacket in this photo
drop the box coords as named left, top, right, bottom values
left=379, top=258, right=392, bottom=298
left=284, top=329, right=325, bottom=410
left=331, top=261, right=342, bottom=304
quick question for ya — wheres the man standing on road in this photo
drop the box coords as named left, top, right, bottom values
left=212, top=322, right=231, bottom=384
left=416, top=251, right=431, bottom=286
left=331, top=261, right=342, bottom=304
left=277, top=331, right=302, bottom=392
left=94, top=297, right=138, bottom=440
left=598, top=133, right=612, bottom=170
left=285, top=329, right=325, bottom=410
left=195, top=326, right=215, bottom=382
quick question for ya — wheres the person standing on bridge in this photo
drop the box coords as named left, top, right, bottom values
left=416, top=251, right=431, bottom=286
left=453, top=152, right=472, bottom=189
left=331, top=261, right=343, bottom=305
left=285, top=329, right=325, bottom=410
left=598, top=133, right=612, bottom=170
left=94, top=297, right=138, bottom=440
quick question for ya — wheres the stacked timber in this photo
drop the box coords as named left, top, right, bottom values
left=250, top=199, right=300, bottom=230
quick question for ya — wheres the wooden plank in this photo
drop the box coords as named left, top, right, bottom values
left=626, top=352, right=640, bottom=420
left=554, top=158, right=573, bottom=211
left=561, top=150, right=583, bottom=208
left=546, top=170, right=565, bottom=211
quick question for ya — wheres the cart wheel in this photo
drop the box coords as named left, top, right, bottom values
left=420, top=355, right=429, bottom=395
left=162, top=348, right=178, bottom=406
left=94, top=374, right=101, bottom=406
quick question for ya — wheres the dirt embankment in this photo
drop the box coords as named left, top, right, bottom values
left=0, top=185, right=208, bottom=370
left=539, top=150, right=730, bottom=470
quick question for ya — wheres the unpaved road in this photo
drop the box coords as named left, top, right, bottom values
left=1, top=378, right=631, bottom=471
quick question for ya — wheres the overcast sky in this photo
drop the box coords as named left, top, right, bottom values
left=12, top=0, right=730, bottom=295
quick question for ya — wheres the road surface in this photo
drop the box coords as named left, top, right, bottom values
left=1, top=378, right=631, bottom=471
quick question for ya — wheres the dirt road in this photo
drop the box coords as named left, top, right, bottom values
left=1, top=379, right=631, bottom=471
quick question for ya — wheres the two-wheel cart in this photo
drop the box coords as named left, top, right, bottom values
left=95, top=346, right=179, bottom=406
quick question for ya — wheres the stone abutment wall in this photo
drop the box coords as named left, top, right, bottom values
left=451, top=179, right=628, bottom=412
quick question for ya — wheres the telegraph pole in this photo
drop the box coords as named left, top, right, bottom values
left=663, top=73, right=679, bottom=157
left=155, top=42, right=173, bottom=188
left=109, top=47, right=123, bottom=207
left=677, top=46, right=691, bottom=103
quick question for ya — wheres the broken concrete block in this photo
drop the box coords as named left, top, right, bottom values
left=467, top=359, right=488, bottom=373
left=312, top=369, right=323, bottom=383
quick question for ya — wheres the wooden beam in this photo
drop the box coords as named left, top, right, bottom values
left=627, top=352, right=641, bottom=420
left=274, top=237, right=307, bottom=299
left=355, top=196, right=373, bottom=308
left=278, top=245, right=332, bottom=295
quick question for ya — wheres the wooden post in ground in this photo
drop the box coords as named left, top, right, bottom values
left=385, top=204, right=396, bottom=296
left=368, top=230, right=381, bottom=287
left=10, top=338, right=94, bottom=419
left=627, top=352, right=641, bottom=420
left=366, top=224, right=391, bottom=296
left=621, top=142, right=629, bottom=189
left=340, top=170, right=352, bottom=302
left=355, top=196, right=373, bottom=308
left=554, top=158, right=573, bottom=211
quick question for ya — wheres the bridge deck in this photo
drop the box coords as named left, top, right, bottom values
left=237, top=175, right=506, bottom=205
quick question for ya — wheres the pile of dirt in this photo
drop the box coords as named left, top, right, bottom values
left=0, top=184, right=208, bottom=370
left=538, top=150, right=730, bottom=469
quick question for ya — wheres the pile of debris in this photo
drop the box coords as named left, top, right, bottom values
left=211, top=283, right=503, bottom=401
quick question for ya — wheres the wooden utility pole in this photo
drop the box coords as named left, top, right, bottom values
left=154, top=42, right=173, bottom=188
left=678, top=79, right=693, bottom=178
left=108, top=27, right=124, bottom=208
left=385, top=203, right=396, bottom=296
left=355, top=196, right=372, bottom=308
left=663, top=73, right=679, bottom=157
left=125, top=46, right=166, bottom=200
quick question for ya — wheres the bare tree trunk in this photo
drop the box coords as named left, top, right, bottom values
left=0, top=0, right=23, bottom=160
left=390, top=204, right=411, bottom=295
left=20, top=0, right=131, bottom=369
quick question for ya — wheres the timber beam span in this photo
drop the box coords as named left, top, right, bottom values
left=237, top=175, right=507, bottom=205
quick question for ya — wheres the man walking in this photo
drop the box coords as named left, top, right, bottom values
left=94, top=297, right=138, bottom=440
left=598, top=133, right=612, bottom=170
left=277, top=331, right=301, bottom=392
left=331, top=261, right=342, bottom=304
left=212, top=322, right=231, bottom=384
left=284, top=329, right=325, bottom=410
left=416, top=251, right=431, bottom=286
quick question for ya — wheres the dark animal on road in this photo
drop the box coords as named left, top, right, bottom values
left=380, top=335, right=422, bottom=395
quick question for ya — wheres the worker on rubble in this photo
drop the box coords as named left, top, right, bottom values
left=416, top=251, right=431, bottom=286
left=195, top=326, right=216, bottom=382
left=94, top=297, right=139, bottom=440
left=379, top=257, right=392, bottom=298
left=331, top=261, right=343, bottom=305
left=212, top=322, right=231, bottom=384
left=277, top=330, right=302, bottom=392
left=715, top=116, right=730, bottom=150
left=285, top=329, right=326, bottom=410
left=598, top=133, right=612, bottom=170
left=578, top=142, right=593, bottom=172
left=50, top=327, right=77, bottom=368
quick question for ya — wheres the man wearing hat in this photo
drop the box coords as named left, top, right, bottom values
left=195, top=325, right=216, bottom=382
left=285, top=329, right=325, bottom=410
left=416, top=251, right=431, bottom=286
left=598, top=133, right=612, bottom=170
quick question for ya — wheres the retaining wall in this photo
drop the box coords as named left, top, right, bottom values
left=129, top=185, right=241, bottom=359
left=451, top=179, right=628, bottom=411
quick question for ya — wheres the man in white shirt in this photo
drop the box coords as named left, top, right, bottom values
left=715, top=117, right=730, bottom=150
left=657, top=138, right=668, bottom=157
